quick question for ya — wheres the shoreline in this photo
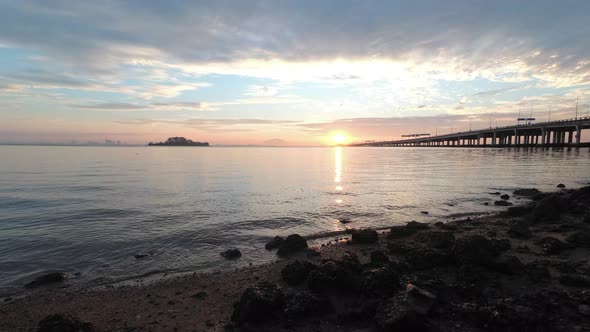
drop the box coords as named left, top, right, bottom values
left=1, top=186, right=590, bottom=331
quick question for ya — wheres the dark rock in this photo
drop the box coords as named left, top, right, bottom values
left=559, top=274, right=590, bottom=288
left=231, top=282, right=284, bottom=323
left=38, top=314, right=94, bottom=332
left=566, top=230, right=590, bottom=248
left=406, top=221, right=429, bottom=230
left=557, top=183, right=566, bottom=188
left=362, top=266, right=400, bottom=297
left=405, top=247, right=452, bottom=269
left=25, top=272, right=67, bottom=288
left=338, top=218, right=352, bottom=224
left=191, top=291, right=208, bottom=299
left=277, top=234, right=308, bottom=256
left=531, top=195, right=565, bottom=222
left=351, top=228, right=378, bottom=244
left=500, top=194, right=510, bottom=200
left=453, top=235, right=497, bottom=266
left=536, top=237, right=568, bottom=255
left=483, top=202, right=489, bottom=205
left=433, top=221, right=444, bottom=227
left=134, top=254, right=148, bottom=259
left=504, top=205, right=533, bottom=217
left=375, top=293, right=426, bottom=331
left=415, top=231, right=455, bottom=249
left=221, top=249, right=242, bottom=260
left=420, top=211, right=429, bottom=215
left=281, top=260, right=315, bottom=286
left=264, top=236, right=284, bottom=250
left=578, top=304, right=590, bottom=316
left=513, top=188, right=540, bottom=196
left=526, top=261, right=551, bottom=281
left=491, top=238, right=511, bottom=252
left=388, top=221, right=428, bottom=239
left=508, top=220, right=532, bottom=238
left=494, top=200, right=513, bottom=206
left=369, top=250, right=390, bottom=266
left=386, top=240, right=413, bottom=254
left=490, top=192, right=501, bottom=195
left=307, top=254, right=362, bottom=294
left=492, top=255, right=524, bottom=275
left=406, top=283, right=437, bottom=315
left=283, top=291, right=331, bottom=319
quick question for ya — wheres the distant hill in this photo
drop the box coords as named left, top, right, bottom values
left=148, top=137, right=209, bottom=146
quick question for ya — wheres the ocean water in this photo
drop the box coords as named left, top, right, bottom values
left=0, top=145, right=589, bottom=294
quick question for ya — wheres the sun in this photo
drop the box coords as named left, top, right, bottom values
left=332, top=133, right=347, bottom=145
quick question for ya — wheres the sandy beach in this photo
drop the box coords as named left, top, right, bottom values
left=1, top=185, right=590, bottom=331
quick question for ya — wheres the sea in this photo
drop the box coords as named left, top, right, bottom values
left=1, top=145, right=589, bottom=294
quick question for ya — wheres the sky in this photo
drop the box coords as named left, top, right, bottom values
left=1, top=0, right=590, bottom=146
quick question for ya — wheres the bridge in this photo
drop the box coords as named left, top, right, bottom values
left=351, top=117, right=590, bottom=148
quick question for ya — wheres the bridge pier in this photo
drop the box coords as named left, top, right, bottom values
left=576, top=126, right=581, bottom=146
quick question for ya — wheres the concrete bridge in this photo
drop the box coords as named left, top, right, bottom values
left=352, top=117, right=590, bottom=148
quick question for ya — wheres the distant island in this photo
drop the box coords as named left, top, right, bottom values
left=148, top=137, right=209, bottom=146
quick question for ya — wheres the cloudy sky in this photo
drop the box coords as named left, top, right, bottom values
left=1, top=0, right=589, bottom=145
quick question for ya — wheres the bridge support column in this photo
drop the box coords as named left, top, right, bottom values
left=576, top=126, right=581, bottom=146
left=568, top=130, right=574, bottom=145
left=541, top=129, right=546, bottom=146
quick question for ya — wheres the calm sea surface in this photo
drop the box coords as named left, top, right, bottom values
left=1, top=146, right=589, bottom=293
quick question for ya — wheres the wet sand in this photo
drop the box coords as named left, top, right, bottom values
left=1, top=186, right=590, bottom=331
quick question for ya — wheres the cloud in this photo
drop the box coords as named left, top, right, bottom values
left=0, top=1, right=588, bottom=86
left=473, top=86, right=521, bottom=97
left=72, top=101, right=207, bottom=111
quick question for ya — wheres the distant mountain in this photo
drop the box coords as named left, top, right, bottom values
left=263, top=138, right=288, bottom=146
left=148, top=137, right=209, bottom=146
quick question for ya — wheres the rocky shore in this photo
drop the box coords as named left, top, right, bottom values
left=1, top=186, right=590, bottom=331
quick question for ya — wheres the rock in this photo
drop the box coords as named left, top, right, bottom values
left=491, top=238, right=511, bottom=252
left=526, top=261, right=551, bottom=281
left=406, top=283, right=437, bottom=315
left=415, top=231, right=455, bottom=249
left=453, top=235, right=497, bottom=266
left=536, top=237, right=568, bottom=255
left=492, top=255, right=524, bottom=275
left=500, top=194, right=510, bottom=200
left=375, top=293, right=425, bottom=331
left=557, top=183, right=566, bottom=188
left=578, top=304, right=590, bottom=316
left=370, top=250, right=390, bottom=266
left=559, top=274, right=590, bottom=288
left=504, top=206, right=533, bottom=217
left=531, top=195, right=565, bottom=222
left=277, top=234, right=308, bottom=256
left=265, top=236, right=284, bottom=250
left=134, top=254, right=148, bottom=259
left=386, top=241, right=413, bottom=254
left=406, top=221, right=429, bottom=230
left=231, top=282, right=284, bottom=323
left=405, top=247, right=451, bottom=269
left=494, top=200, right=513, bottom=206
left=191, top=291, right=208, bottom=299
left=307, top=255, right=362, bottom=294
left=25, top=272, right=67, bottom=288
left=283, top=291, right=331, bottom=319
left=338, top=218, right=352, bottom=224
left=351, top=228, right=378, bottom=244
left=513, top=188, right=540, bottom=196
left=420, top=211, right=429, bottom=215
left=38, top=314, right=94, bottom=332
left=281, top=260, right=315, bottom=286
left=362, top=266, right=400, bottom=297
left=508, top=220, right=532, bottom=238
left=483, top=202, right=489, bottom=205
left=221, top=249, right=242, bottom=260
left=566, top=230, right=590, bottom=248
